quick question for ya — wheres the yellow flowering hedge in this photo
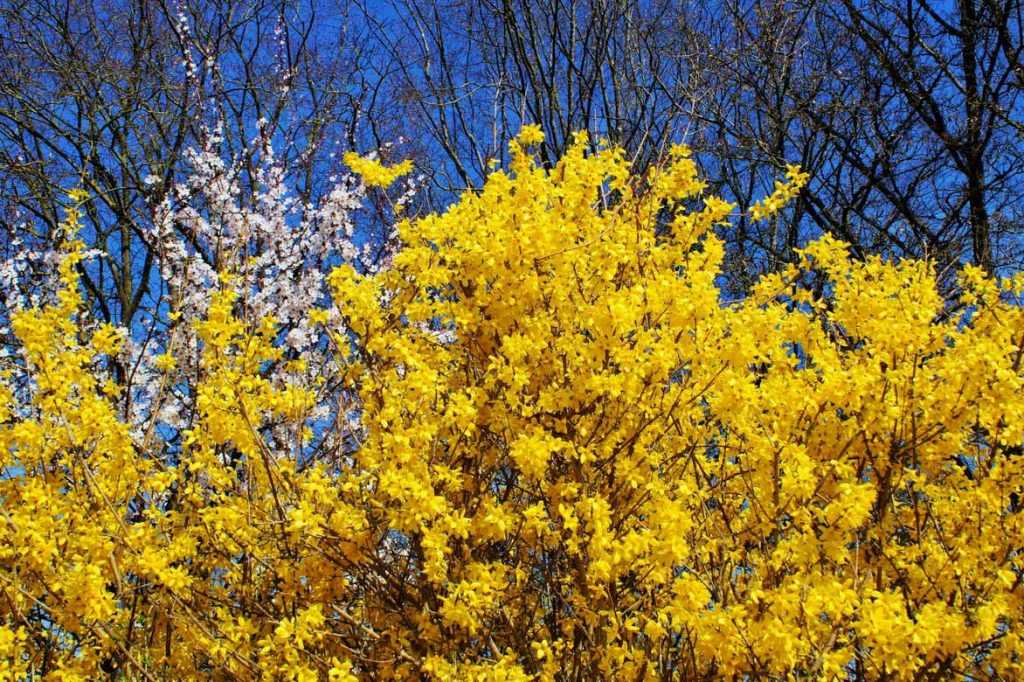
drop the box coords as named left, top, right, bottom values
left=2, top=129, right=1023, bottom=680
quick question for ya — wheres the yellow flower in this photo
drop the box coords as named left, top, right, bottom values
left=516, top=123, right=545, bottom=146
left=343, top=151, right=413, bottom=188
left=3, top=131, right=1022, bottom=681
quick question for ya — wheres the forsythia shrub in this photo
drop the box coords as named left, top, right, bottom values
left=1, top=128, right=1023, bottom=680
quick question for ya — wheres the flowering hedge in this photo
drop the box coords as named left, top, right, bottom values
left=1, top=128, right=1022, bottom=680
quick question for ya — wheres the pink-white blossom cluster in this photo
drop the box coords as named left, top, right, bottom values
left=130, top=127, right=404, bottom=448
left=0, top=117, right=411, bottom=465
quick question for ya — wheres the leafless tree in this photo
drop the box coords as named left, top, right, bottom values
left=357, top=0, right=699, bottom=197
left=679, top=0, right=1024, bottom=291
left=357, top=0, right=1023, bottom=288
left=0, top=0, right=377, bottom=328
left=2, top=0, right=1022, bottom=312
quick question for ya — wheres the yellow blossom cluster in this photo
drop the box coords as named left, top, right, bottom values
left=749, top=163, right=810, bottom=221
left=1, top=133, right=1022, bottom=680
left=342, top=151, right=414, bottom=188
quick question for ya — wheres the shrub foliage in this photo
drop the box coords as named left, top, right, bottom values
left=2, top=130, right=1023, bottom=680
